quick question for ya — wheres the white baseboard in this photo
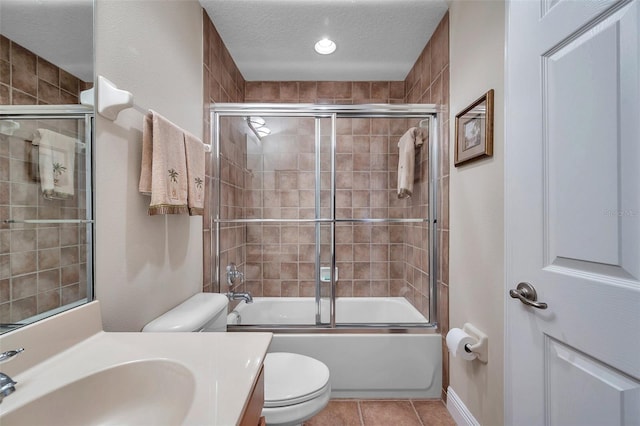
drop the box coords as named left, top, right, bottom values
left=446, top=386, right=480, bottom=426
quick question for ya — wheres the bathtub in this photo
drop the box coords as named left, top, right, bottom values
left=227, top=297, right=442, bottom=398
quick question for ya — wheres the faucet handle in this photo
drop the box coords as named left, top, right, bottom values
left=226, top=263, right=244, bottom=287
left=0, top=348, right=24, bottom=363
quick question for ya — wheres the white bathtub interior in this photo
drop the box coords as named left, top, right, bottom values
left=228, top=297, right=429, bottom=326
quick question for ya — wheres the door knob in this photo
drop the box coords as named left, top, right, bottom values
left=509, top=282, right=547, bottom=309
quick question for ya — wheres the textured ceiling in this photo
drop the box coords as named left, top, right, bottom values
left=0, top=0, right=93, bottom=82
left=200, top=0, right=448, bottom=81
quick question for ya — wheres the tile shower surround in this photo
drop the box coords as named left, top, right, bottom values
left=1, top=37, right=91, bottom=324
left=0, top=36, right=92, bottom=106
left=202, top=14, right=246, bottom=295
left=232, top=115, right=431, bottom=320
left=405, top=13, right=451, bottom=400
left=202, top=9, right=450, bottom=399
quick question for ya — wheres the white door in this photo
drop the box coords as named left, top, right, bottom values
left=505, top=0, right=640, bottom=424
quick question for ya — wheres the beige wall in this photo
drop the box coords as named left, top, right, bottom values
left=449, top=1, right=505, bottom=424
left=94, top=0, right=204, bottom=331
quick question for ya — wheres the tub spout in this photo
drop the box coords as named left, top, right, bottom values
left=226, top=291, right=253, bottom=304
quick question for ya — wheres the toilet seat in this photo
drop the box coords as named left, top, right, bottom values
left=263, top=352, right=331, bottom=408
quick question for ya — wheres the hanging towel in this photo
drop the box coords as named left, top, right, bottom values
left=397, top=127, right=426, bottom=199
left=183, top=131, right=206, bottom=216
left=32, top=129, right=77, bottom=199
left=139, top=110, right=189, bottom=215
left=138, top=113, right=153, bottom=196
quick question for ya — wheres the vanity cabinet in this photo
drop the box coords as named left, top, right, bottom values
left=239, top=366, right=265, bottom=426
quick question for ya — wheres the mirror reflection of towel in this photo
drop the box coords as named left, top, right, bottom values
left=32, top=129, right=77, bottom=199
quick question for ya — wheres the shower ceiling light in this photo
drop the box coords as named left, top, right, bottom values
left=314, top=38, right=336, bottom=55
left=246, top=116, right=271, bottom=140
left=248, top=116, right=266, bottom=127
left=256, top=127, right=271, bottom=138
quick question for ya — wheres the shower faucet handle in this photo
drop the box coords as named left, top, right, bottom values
left=226, top=263, right=244, bottom=287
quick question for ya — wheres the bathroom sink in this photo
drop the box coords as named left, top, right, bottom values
left=1, top=359, right=195, bottom=426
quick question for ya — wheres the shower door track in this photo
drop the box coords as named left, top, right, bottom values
left=226, top=324, right=439, bottom=334
left=214, top=218, right=429, bottom=223
left=211, top=103, right=440, bottom=329
left=209, top=103, right=439, bottom=116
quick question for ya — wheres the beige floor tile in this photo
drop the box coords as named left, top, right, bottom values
left=359, top=400, right=422, bottom=426
left=412, top=400, right=456, bottom=426
left=304, top=400, right=362, bottom=426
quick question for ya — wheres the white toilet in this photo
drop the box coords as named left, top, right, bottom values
left=142, top=293, right=331, bottom=426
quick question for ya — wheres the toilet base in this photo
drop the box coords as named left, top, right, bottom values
left=261, top=384, right=331, bottom=426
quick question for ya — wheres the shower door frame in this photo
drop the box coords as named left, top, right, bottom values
left=211, top=103, right=439, bottom=331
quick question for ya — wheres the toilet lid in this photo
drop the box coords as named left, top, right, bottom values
left=263, top=352, right=330, bottom=408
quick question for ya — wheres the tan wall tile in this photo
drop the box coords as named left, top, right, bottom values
left=0, top=60, right=9, bottom=86
left=2, top=37, right=88, bottom=106
left=12, top=273, right=37, bottom=299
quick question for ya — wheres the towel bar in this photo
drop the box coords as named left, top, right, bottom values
left=95, top=76, right=212, bottom=153
left=2, top=219, right=94, bottom=224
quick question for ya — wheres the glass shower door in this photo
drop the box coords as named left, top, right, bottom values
left=214, top=106, right=437, bottom=329
left=215, top=113, right=332, bottom=326
left=333, top=115, right=434, bottom=326
left=0, top=107, right=94, bottom=332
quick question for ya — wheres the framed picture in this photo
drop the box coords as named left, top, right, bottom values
left=454, top=89, right=494, bottom=167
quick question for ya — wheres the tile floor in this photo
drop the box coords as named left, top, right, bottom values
left=304, top=399, right=456, bottom=426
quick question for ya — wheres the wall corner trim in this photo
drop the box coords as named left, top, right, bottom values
left=447, top=386, right=481, bottom=426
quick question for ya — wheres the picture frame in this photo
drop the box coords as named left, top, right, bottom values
left=454, top=89, right=494, bottom=167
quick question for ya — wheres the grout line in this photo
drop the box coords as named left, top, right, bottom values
left=410, top=400, right=426, bottom=426
left=357, top=400, right=365, bottom=426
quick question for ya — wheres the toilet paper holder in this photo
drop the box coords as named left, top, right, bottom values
left=461, top=323, right=488, bottom=363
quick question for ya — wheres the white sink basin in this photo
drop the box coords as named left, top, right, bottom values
left=0, top=302, right=272, bottom=425
left=1, top=359, right=195, bottom=426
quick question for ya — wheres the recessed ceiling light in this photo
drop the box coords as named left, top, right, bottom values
left=314, top=38, right=336, bottom=55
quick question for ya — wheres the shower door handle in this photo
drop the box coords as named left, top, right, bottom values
left=509, top=282, right=547, bottom=309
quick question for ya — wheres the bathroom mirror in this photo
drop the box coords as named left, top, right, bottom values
left=0, top=0, right=95, bottom=334
left=0, top=0, right=94, bottom=105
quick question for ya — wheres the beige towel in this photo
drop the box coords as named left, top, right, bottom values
left=184, top=131, right=206, bottom=216
left=397, top=127, right=426, bottom=199
left=139, top=110, right=189, bottom=215
left=32, top=129, right=77, bottom=200
left=138, top=113, right=153, bottom=195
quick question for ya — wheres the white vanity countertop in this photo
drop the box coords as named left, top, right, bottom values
left=0, top=302, right=272, bottom=425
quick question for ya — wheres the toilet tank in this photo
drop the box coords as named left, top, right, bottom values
left=142, top=293, right=229, bottom=332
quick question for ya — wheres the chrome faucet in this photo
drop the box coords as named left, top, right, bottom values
left=226, top=263, right=244, bottom=287
left=0, top=373, right=17, bottom=403
left=0, top=347, right=23, bottom=404
left=226, top=291, right=253, bottom=304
